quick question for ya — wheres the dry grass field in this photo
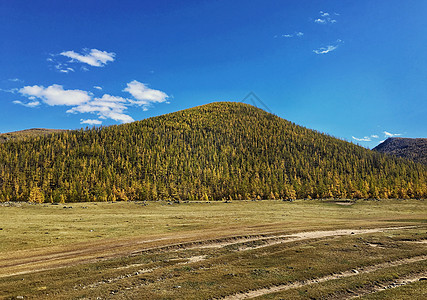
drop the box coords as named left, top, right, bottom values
left=0, top=199, right=426, bottom=299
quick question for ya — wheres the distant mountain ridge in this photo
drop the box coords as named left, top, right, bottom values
left=373, top=137, right=427, bottom=165
left=0, top=128, right=66, bottom=143
left=0, top=102, right=426, bottom=202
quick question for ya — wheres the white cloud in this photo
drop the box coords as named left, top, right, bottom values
left=124, top=80, right=168, bottom=106
left=320, top=11, right=329, bottom=17
left=80, top=119, right=103, bottom=125
left=19, top=84, right=91, bottom=106
left=384, top=131, right=402, bottom=137
left=281, top=32, right=304, bottom=38
left=0, top=88, right=18, bottom=93
left=59, top=67, right=75, bottom=73
left=50, top=61, right=75, bottom=74
left=67, top=94, right=134, bottom=124
left=352, top=133, right=381, bottom=142
left=352, top=136, right=371, bottom=142
left=93, top=86, right=103, bottom=90
left=313, top=45, right=338, bottom=54
left=315, top=18, right=327, bottom=24
left=315, top=11, right=337, bottom=24
left=13, top=100, right=40, bottom=108
left=8, top=78, right=22, bottom=82
left=15, top=80, right=167, bottom=125
left=105, top=111, right=135, bottom=123
left=60, top=49, right=115, bottom=67
left=102, top=94, right=130, bottom=103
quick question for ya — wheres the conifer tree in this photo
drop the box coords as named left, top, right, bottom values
left=29, top=186, right=44, bottom=203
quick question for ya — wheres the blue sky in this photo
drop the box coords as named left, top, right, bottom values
left=1, top=0, right=426, bottom=148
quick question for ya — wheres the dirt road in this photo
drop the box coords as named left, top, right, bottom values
left=0, top=226, right=416, bottom=278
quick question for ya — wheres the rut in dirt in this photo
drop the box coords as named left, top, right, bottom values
left=220, top=255, right=427, bottom=300
left=0, top=226, right=418, bottom=278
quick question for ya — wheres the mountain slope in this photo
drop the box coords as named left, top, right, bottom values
left=374, top=137, right=427, bottom=165
left=0, top=102, right=426, bottom=202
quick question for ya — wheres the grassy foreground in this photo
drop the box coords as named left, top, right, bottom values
left=0, top=199, right=426, bottom=299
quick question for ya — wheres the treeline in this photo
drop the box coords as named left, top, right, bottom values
left=0, top=102, right=426, bottom=203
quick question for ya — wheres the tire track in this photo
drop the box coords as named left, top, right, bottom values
left=347, top=272, right=427, bottom=299
left=0, top=226, right=417, bottom=278
left=203, top=226, right=417, bottom=252
left=66, top=226, right=420, bottom=295
left=0, top=233, right=281, bottom=278
left=220, top=255, right=427, bottom=299
left=74, top=254, right=208, bottom=292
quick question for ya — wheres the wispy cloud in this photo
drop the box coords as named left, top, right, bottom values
left=47, top=57, right=75, bottom=74
left=314, top=11, right=338, bottom=24
left=80, top=119, right=103, bottom=125
left=384, top=131, right=402, bottom=137
left=313, top=39, right=343, bottom=54
left=352, top=133, right=391, bottom=142
left=313, top=45, right=338, bottom=54
left=48, top=48, right=115, bottom=73
left=320, top=11, right=329, bottom=17
left=12, top=100, right=40, bottom=108
left=8, top=78, right=23, bottom=82
left=0, top=88, right=18, bottom=93
left=351, top=131, right=402, bottom=143
left=352, top=136, right=371, bottom=142
left=281, top=31, right=304, bottom=38
left=60, top=49, right=115, bottom=67
left=314, top=19, right=327, bottom=24
left=93, top=86, right=103, bottom=90
left=59, top=67, right=75, bottom=73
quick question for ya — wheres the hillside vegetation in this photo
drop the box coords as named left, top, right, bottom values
left=0, top=102, right=426, bottom=202
left=374, top=137, right=427, bottom=165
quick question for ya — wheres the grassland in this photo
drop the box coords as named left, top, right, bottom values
left=0, top=199, right=426, bottom=299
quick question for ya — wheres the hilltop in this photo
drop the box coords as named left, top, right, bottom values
left=373, top=137, right=427, bottom=165
left=0, top=128, right=66, bottom=143
left=0, top=102, right=426, bottom=202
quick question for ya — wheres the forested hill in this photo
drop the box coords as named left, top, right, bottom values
left=374, top=137, right=427, bottom=165
left=1, top=102, right=426, bottom=203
